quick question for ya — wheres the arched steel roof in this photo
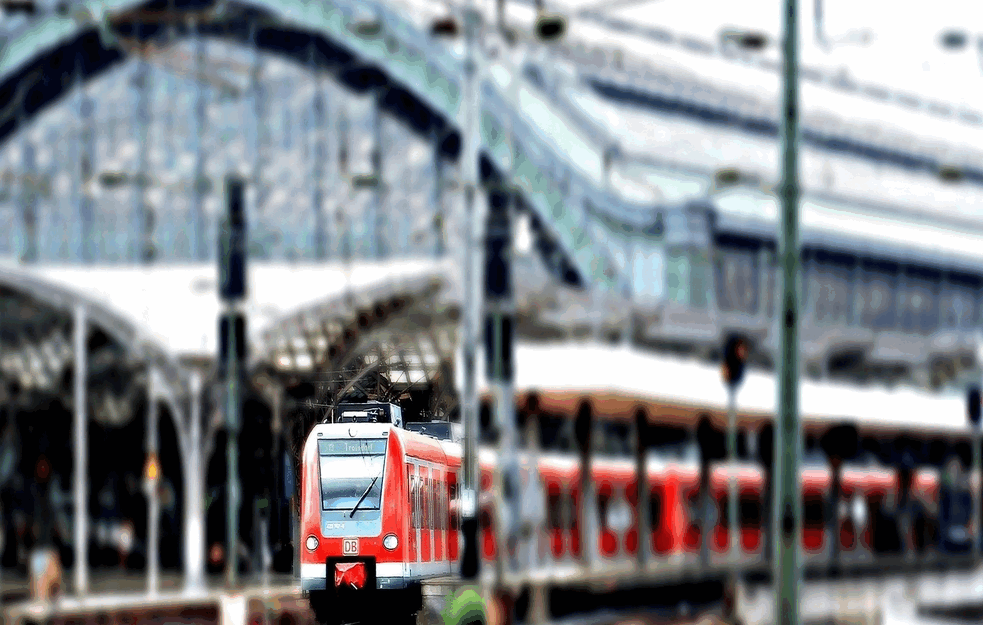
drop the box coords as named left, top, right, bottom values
left=0, top=0, right=651, bottom=295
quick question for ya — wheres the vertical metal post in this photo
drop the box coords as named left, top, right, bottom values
left=727, top=386, right=738, bottom=562
left=226, top=322, right=241, bottom=587
left=19, top=136, right=38, bottom=264
left=147, top=368, right=160, bottom=595
left=575, top=402, right=596, bottom=569
left=133, top=43, right=152, bottom=263
left=310, top=41, right=328, bottom=262
left=249, top=19, right=265, bottom=259
left=371, top=94, right=385, bottom=260
left=486, top=178, right=518, bottom=578
left=634, top=409, right=650, bottom=570
left=184, top=371, right=206, bottom=593
left=192, top=18, right=208, bottom=262
left=75, top=53, right=96, bottom=264
left=459, top=1, right=484, bottom=584
left=432, top=130, right=446, bottom=258
left=73, top=304, right=88, bottom=597
left=974, top=425, right=981, bottom=561
left=337, top=109, right=352, bottom=262
left=776, top=0, right=802, bottom=623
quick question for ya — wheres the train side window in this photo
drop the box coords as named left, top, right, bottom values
left=424, top=477, right=432, bottom=530
left=415, top=475, right=422, bottom=529
left=741, top=495, right=762, bottom=528
left=598, top=492, right=611, bottom=529
left=548, top=492, right=563, bottom=530
left=649, top=488, right=663, bottom=531
left=804, top=495, right=825, bottom=527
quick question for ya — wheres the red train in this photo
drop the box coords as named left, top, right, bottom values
left=300, top=412, right=966, bottom=624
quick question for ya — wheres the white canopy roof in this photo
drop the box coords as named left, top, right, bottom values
left=475, top=341, right=971, bottom=435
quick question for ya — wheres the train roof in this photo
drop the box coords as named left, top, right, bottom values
left=472, top=342, right=971, bottom=437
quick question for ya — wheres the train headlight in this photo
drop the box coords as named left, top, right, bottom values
left=383, top=534, right=398, bottom=551
left=306, top=535, right=319, bottom=551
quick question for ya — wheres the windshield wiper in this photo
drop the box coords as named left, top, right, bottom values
left=350, top=473, right=381, bottom=518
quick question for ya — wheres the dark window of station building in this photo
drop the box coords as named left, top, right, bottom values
left=716, top=242, right=760, bottom=315
left=857, top=259, right=899, bottom=331
left=940, top=272, right=982, bottom=330
left=899, top=266, right=940, bottom=335
left=810, top=249, right=855, bottom=327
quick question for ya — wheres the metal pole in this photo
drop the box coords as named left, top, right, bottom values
left=634, top=409, right=649, bottom=570
left=459, top=0, right=484, bottom=584
left=147, top=368, right=160, bottom=596
left=184, top=372, right=206, bottom=593
left=226, top=324, right=241, bottom=587
left=192, top=18, right=207, bottom=262
left=727, top=385, right=738, bottom=562
left=73, top=304, right=88, bottom=597
left=133, top=41, right=152, bottom=263
left=973, top=425, right=981, bottom=561
left=776, top=0, right=801, bottom=622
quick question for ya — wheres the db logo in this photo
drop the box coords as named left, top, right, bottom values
left=343, top=539, right=359, bottom=555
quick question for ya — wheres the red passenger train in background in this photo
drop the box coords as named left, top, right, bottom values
left=299, top=402, right=966, bottom=624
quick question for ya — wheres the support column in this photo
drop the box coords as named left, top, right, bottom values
left=309, top=42, right=328, bottom=262
left=75, top=54, right=96, bottom=264
left=146, top=367, right=160, bottom=595
left=432, top=130, right=446, bottom=258
left=19, top=136, right=38, bottom=264
left=336, top=109, right=352, bottom=262
left=73, top=304, right=88, bottom=597
left=459, top=4, right=484, bottom=585
left=249, top=19, right=267, bottom=260
left=634, top=408, right=649, bottom=569
left=776, top=0, right=802, bottom=622
left=184, top=371, right=206, bottom=593
left=192, top=18, right=208, bottom=262
left=575, top=401, right=596, bottom=568
left=370, top=94, right=385, bottom=260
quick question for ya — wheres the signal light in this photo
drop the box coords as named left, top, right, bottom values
left=431, top=16, right=459, bottom=37
left=722, top=335, right=748, bottom=388
left=969, top=386, right=981, bottom=427
left=535, top=13, right=566, bottom=41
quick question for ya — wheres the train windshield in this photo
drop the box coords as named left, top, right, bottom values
left=318, top=439, right=388, bottom=512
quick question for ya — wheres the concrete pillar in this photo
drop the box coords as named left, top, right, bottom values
left=309, top=42, right=328, bottom=262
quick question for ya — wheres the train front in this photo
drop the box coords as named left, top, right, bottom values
left=299, top=419, right=412, bottom=620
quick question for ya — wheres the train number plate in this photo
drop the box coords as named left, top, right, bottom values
left=343, top=538, right=359, bottom=556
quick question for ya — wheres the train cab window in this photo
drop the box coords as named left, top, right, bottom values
left=317, top=438, right=387, bottom=512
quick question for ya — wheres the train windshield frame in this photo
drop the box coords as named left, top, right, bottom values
left=318, top=439, right=388, bottom=512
